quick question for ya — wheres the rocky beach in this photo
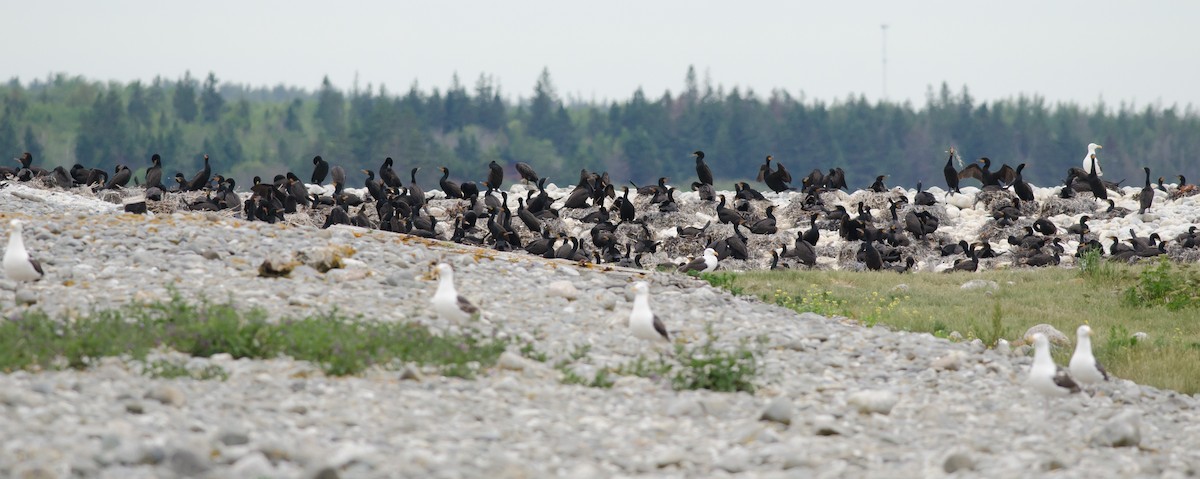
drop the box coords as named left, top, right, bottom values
left=1, top=181, right=1199, bottom=478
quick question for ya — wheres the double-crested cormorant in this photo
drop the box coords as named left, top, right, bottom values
left=186, top=154, right=211, bottom=191
left=1012, top=163, right=1034, bottom=201
left=943, top=147, right=960, bottom=194
left=515, top=162, right=539, bottom=183
left=869, top=175, right=888, bottom=193
left=747, top=205, right=777, bottom=235
left=1139, top=167, right=1154, bottom=215
left=103, top=165, right=132, bottom=190
left=380, top=157, right=402, bottom=189
left=438, top=167, right=463, bottom=199
left=914, top=181, right=936, bottom=206
left=1085, top=155, right=1107, bottom=200
left=715, top=195, right=742, bottom=225
left=362, top=169, right=384, bottom=201
left=312, top=155, right=330, bottom=185
left=145, top=154, right=164, bottom=190
left=693, top=151, right=713, bottom=186
left=487, top=160, right=504, bottom=190
left=1082, top=143, right=1103, bottom=176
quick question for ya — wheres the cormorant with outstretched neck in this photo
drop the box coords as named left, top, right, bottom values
left=1139, top=167, right=1154, bottom=215
left=943, top=147, right=960, bottom=194
left=715, top=195, right=742, bottom=225
left=362, top=169, right=384, bottom=201
left=186, top=154, right=211, bottom=191
left=1012, top=163, right=1034, bottom=201
left=439, top=166, right=463, bottom=199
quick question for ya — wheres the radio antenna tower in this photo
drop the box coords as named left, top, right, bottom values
left=881, top=24, right=889, bottom=101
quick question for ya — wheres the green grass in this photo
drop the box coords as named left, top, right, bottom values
left=544, top=325, right=760, bottom=393
left=714, top=263, right=1200, bottom=394
left=0, top=292, right=508, bottom=378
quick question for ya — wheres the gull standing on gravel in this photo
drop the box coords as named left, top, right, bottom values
left=4, top=219, right=43, bottom=284
left=629, top=281, right=670, bottom=344
left=1027, top=333, right=1081, bottom=409
left=678, top=247, right=719, bottom=274
left=1069, top=325, right=1109, bottom=390
left=431, top=263, right=481, bottom=324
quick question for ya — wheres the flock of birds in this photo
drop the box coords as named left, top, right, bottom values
left=2, top=140, right=1200, bottom=277
left=3, top=143, right=1200, bottom=276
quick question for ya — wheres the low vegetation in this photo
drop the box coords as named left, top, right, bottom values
left=0, top=292, right=508, bottom=378
left=705, top=261, right=1200, bottom=394
left=536, top=326, right=760, bottom=393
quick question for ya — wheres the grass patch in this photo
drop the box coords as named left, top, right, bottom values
left=0, top=292, right=507, bottom=378
left=716, top=265, right=1200, bottom=394
left=143, top=359, right=229, bottom=380
left=699, top=272, right=744, bottom=295
left=1123, top=258, right=1200, bottom=310
left=554, top=326, right=760, bottom=393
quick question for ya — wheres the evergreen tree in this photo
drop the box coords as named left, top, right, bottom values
left=0, top=109, right=18, bottom=158
left=315, top=76, right=346, bottom=137
left=22, top=126, right=43, bottom=162
left=284, top=98, right=303, bottom=132
left=173, top=71, right=198, bottom=122
left=443, top=73, right=470, bottom=132
left=76, top=89, right=130, bottom=167
left=200, top=72, right=225, bottom=123
left=529, top=67, right=557, bottom=139
left=127, top=80, right=152, bottom=128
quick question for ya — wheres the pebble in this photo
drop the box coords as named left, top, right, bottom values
left=760, top=397, right=793, bottom=425
left=1090, top=410, right=1142, bottom=448
left=547, top=280, right=580, bottom=300
left=847, top=390, right=899, bottom=415
left=1023, top=324, right=1070, bottom=346
left=145, top=385, right=186, bottom=407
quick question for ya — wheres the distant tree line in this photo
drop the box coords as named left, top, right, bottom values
left=1, top=68, right=1197, bottom=189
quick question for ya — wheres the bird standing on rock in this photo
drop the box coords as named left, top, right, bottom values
left=1027, top=333, right=1081, bottom=409
left=629, top=281, right=670, bottom=344
left=431, top=263, right=481, bottom=324
left=1069, top=325, right=1108, bottom=390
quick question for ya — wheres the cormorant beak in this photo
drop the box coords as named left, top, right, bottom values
left=1096, top=145, right=1103, bottom=149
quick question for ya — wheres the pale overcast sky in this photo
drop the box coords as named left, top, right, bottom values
left=4, top=0, right=1198, bottom=109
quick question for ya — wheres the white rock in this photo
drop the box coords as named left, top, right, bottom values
left=1089, top=410, right=1142, bottom=448
left=547, top=280, right=580, bottom=300
left=847, top=390, right=898, bottom=415
left=960, top=279, right=999, bottom=291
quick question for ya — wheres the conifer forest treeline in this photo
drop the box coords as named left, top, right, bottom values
left=0, top=67, right=1197, bottom=189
